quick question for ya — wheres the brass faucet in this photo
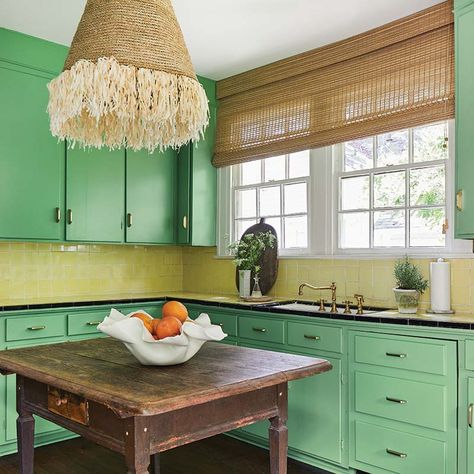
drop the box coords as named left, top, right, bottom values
left=298, top=282, right=337, bottom=313
left=354, top=294, right=365, bottom=315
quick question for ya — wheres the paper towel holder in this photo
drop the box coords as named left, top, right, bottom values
left=427, top=257, right=455, bottom=315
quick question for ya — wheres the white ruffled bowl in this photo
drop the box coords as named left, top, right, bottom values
left=98, top=308, right=227, bottom=366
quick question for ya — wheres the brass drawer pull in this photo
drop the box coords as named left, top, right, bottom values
left=67, top=209, right=73, bottom=225
left=386, top=448, right=407, bottom=459
left=386, top=396, right=407, bottom=404
left=252, top=327, right=267, bottom=333
left=127, top=213, right=133, bottom=228
left=28, top=325, right=46, bottom=331
left=457, top=190, right=464, bottom=211
left=182, top=215, right=187, bottom=229
left=55, top=207, right=61, bottom=223
left=468, top=403, right=473, bottom=428
left=304, top=334, right=320, bottom=340
left=386, top=352, right=406, bottom=358
left=86, top=321, right=102, bottom=326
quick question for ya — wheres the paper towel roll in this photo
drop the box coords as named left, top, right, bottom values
left=430, top=258, right=451, bottom=312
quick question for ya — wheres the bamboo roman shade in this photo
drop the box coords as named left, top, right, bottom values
left=213, top=1, right=454, bottom=167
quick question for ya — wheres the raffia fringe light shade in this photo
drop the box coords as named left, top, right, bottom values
left=47, top=0, right=209, bottom=152
left=213, top=1, right=454, bottom=167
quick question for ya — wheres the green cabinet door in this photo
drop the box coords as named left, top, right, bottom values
left=176, top=76, right=217, bottom=246
left=0, top=63, right=64, bottom=240
left=455, top=1, right=474, bottom=238
left=66, top=147, right=125, bottom=242
left=468, top=377, right=474, bottom=474
left=126, top=148, right=177, bottom=244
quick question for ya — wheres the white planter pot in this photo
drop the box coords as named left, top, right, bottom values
left=393, top=288, right=420, bottom=314
left=239, top=270, right=251, bottom=298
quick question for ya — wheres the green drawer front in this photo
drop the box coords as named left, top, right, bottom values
left=206, top=312, right=237, bottom=337
left=354, top=334, right=447, bottom=375
left=355, top=371, right=447, bottom=431
left=239, top=316, right=285, bottom=344
left=6, top=314, right=65, bottom=342
left=288, top=321, right=342, bottom=353
left=465, top=339, right=474, bottom=370
left=117, top=304, right=163, bottom=318
left=355, top=421, right=447, bottom=474
left=67, top=311, right=108, bottom=336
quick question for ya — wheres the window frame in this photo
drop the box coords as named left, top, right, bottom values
left=217, top=119, right=472, bottom=258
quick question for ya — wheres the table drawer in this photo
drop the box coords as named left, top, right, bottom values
left=239, top=317, right=285, bottom=344
left=354, top=334, right=447, bottom=376
left=355, top=421, right=446, bottom=474
left=6, top=314, right=65, bottom=342
left=355, top=371, right=447, bottom=431
left=68, top=311, right=108, bottom=336
left=288, top=321, right=342, bottom=353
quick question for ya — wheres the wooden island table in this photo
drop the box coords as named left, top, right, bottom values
left=0, top=338, right=331, bottom=474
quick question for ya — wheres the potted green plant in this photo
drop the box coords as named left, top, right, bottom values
left=393, top=257, right=428, bottom=314
left=228, top=231, right=276, bottom=298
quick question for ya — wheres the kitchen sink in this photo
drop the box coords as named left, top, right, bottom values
left=271, top=301, right=378, bottom=316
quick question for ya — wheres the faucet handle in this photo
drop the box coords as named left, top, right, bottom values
left=342, top=300, right=353, bottom=314
left=354, top=294, right=364, bottom=314
left=319, top=299, right=326, bottom=311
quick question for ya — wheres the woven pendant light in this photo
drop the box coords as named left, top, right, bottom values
left=47, top=0, right=209, bottom=152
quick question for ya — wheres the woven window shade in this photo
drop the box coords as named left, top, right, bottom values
left=213, top=1, right=454, bottom=168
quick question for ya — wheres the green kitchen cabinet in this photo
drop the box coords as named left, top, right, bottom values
left=126, top=148, right=177, bottom=244
left=66, top=147, right=125, bottom=243
left=177, top=76, right=217, bottom=246
left=455, top=0, right=474, bottom=238
left=0, top=30, right=66, bottom=241
left=467, top=378, right=474, bottom=474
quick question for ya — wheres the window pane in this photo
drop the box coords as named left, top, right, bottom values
left=235, top=219, right=257, bottom=240
left=410, top=208, right=445, bottom=247
left=240, top=161, right=261, bottom=185
left=284, top=216, right=308, bottom=248
left=373, top=171, right=405, bottom=208
left=414, top=122, right=448, bottom=163
left=264, top=155, right=286, bottom=182
left=341, top=176, right=369, bottom=210
left=376, top=130, right=409, bottom=167
left=259, top=186, right=281, bottom=216
left=374, top=210, right=405, bottom=247
left=289, top=150, right=310, bottom=178
left=339, top=213, right=369, bottom=248
left=264, top=217, right=282, bottom=248
left=410, top=166, right=445, bottom=206
left=235, top=189, right=256, bottom=218
left=284, top=183, right=307, bottom=214
left=344, top=138, right=373, bottom=171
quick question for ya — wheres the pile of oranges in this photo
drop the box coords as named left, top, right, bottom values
left=131, top=301, right=188, bottom=340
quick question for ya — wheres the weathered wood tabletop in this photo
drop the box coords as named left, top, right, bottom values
left=0, top=338, right=332, bottom=474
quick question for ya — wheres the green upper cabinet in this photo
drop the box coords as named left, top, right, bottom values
left=126, top=148, right=177, bottom=244
left=177, top=76, right=217, bottom=246
left=66, top=147, right=125, bottom=243
left=0, top=29, right=67, bottom=241
left=454, top=0, right=474, bottom=238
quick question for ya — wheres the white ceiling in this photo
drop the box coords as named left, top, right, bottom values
left=0, top=0, right=443, bottom=80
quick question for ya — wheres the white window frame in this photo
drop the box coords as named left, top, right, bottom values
left=217, top=119, right=473, bottom=259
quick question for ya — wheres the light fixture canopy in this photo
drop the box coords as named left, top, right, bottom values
left=48, top=0, right=209, bottom=152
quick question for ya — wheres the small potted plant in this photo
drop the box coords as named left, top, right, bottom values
left=228, top=231, right=276, bottom=298
left=393, top=257, right=428, bottom=314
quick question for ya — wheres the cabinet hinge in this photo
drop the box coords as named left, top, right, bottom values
left=341, top=439, right=344, bottom=450
left=442, top=218, right=448, bottom=235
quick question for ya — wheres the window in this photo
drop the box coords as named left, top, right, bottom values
left=231, top=151, right=310, bottom=251
left=218, top=119, right=470, bottom=257
left=337, top=122, right=449, bottom=250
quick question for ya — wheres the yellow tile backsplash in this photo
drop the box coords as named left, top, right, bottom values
left=0, top=242, right=182, bottom=306
left=1, top=242, right=473, bottom=313
left=182, top=247, right=474, bottom=313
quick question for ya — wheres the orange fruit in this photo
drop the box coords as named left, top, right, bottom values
left=150, top=318, right=161, bottom=335
left=162, top=301, right=188, bottom=323
left=154, top=317, right=182, bottom=340
left=131, top=312, right=153, bottom=334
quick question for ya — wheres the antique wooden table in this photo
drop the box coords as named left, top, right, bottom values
left=0, top=338, right=331, bottom=474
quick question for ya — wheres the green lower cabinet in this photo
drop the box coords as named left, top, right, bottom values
left=126, top=148, right=177, bottom=244
left=467, top=377, right=474, bottom=474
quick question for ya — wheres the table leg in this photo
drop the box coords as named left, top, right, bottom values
left=150, top=453, right=160, bottom=474
left=269, top=383, right=288, bottom=474
left=124, top=417, right=151, bottom=474
left=16, top=376, right=35, bottom=474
